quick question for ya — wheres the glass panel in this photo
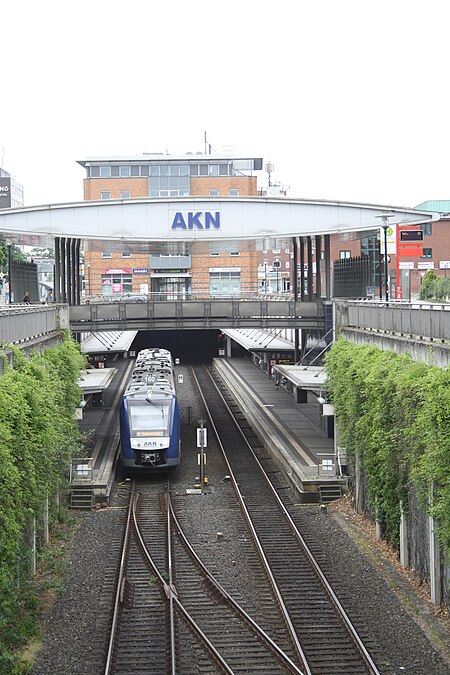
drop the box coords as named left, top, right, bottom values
left=199, top=164, right=208, bottom=176
left=120, top=165, right=130, bottom=176
left=219, top=163, right=228, bottom=176
left=111, top=166, right=120, bottom=177
left=100, top=166, right=110, bottom=177
left=140, top=165, right=149, bottom=176
left=209, top=164, right=218, bottom=175
left=209, top=189, right=219, bottom=197
left=121, top=191, right=131, bottom=199
left=101, top=192, right=111, bottom=200
left=190, top=164, right=199, bottom=176
left=129, top=400, right=172, bottom=435
left=160, top=165, right=168, bottom=176
left=169, top=176, right=178, bottom=188
left=150, top=190, right=159, bottom=197
left=131, top=165, right=140, bottom=176
left=170, top=190, right=178, bottom=196
left=160, top=190, right=169, bottom=196
left=90, top=165, right=100, bottom=177
left=179, top=176, right=189, bottom=189
left=169, top=164, right=179, bottom=175
left=179, top=164, right=189, bottom=176
left=150, top=165, right=159, bottom=176
left=149, top=176, right=159, bottom=187
left=229, top=189, right=239, bottom=196
left=160, top=176, right=169, bottom=188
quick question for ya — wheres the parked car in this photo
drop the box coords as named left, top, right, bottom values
left=119, top=294, right=147, bottom=303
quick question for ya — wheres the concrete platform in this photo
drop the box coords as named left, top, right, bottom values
left=213, top=356, right=347, bottom=503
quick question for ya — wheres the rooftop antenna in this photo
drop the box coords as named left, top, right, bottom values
left=265, top=161, right=274, bottom=187
left=204, top=131, right=212, bottom=155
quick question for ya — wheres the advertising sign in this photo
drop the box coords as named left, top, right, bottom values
left=0, top=177, right=11, bottom=208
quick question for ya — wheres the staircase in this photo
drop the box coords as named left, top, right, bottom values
left=318, top=482, right=343, bottom=503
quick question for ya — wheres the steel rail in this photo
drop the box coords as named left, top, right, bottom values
left=205, top=365, right=382, bottom=675
left=131, top=485, right=235, bottom=674
left=166, top=478, right=305, bottom=675
left=104, top=480, right=136, bottom=675
left=192, top=368, right=312, bottom=675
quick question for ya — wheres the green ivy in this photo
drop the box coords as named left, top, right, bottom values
left=419, top=269, right=450, bottom=301
left=325, top=339, right=450, bottom=552
left=0, top=334, right=86, bottom=671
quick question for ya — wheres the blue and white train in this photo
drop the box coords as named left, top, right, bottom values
left=119, top=348, right=181, bottom=470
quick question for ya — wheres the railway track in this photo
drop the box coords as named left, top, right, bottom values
left=191, top=364, right=382, bottom=675
left=105, top=476, right=304, bottom=673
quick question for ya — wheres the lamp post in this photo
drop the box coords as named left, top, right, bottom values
left=376, top=213, right=394, bottom=302
left=87, top=262, right=91, bottom=297
left=6, top=239, right=12, bottom=304
left=274, top=259, right=280, bottom=293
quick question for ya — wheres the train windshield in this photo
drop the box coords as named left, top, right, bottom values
left=129, top=400, right=172, bottom=436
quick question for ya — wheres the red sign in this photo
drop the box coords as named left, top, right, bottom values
left=395, top=285, right=403, bottom=299
left=398, top=245, right=423, bottom=257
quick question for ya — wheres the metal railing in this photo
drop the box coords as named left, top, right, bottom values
left=347, top=299, right=450, bottom=342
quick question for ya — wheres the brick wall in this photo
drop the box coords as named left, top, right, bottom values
left=190, top=176, right=257, bottom=197
left=83, top=178, right=148, bottom=200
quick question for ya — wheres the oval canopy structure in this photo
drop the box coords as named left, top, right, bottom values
left=0, top=197, right=439, bottom=247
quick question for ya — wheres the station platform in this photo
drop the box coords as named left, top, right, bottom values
left=69, top=354, right=345, bottom=508
left=70, top=359, right=134, bottom=508
left=213, top=356, right=346, bottom=503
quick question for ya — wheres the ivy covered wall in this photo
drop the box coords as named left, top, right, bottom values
left=325, top=339, right=450, bottom=554
left=0, top=334, right=86, bottom=670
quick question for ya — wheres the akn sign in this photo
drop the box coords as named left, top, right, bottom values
left=171, top=211, right=220, bottom=230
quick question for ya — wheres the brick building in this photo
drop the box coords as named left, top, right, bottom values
left=77, top=153, right=262, bottom=298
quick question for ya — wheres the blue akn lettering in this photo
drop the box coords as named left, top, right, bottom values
left=171, top=211, right=221, bottom=230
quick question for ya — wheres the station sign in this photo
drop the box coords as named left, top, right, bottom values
left=439, top=261, right=450, bottom=269
left=0, top=177, right=11, bottom=208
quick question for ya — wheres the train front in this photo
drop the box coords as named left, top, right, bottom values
left=120, top=388, right=180, bottom=469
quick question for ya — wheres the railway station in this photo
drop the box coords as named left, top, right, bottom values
left=1, top=155, right=449, bottom=652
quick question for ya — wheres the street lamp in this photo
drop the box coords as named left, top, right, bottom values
left=87, top=262, right=91, bottom=296
left=6, top=239, right=12, bottom=304
left=376, top=213, right=394, bottom=302
left=274, top=259, right=280, bottom=293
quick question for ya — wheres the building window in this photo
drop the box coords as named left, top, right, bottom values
left=120, top=165, right=130, bottom=177
left=230, top=252, right=240, bottom=257
left=209, top=164, right=218, bottom=176
left=272, top=248, right=280, bottom=254
left=423, top=223, right=432, bottom=236
left=90, top=165, right=100, bottom=178
left=111, top=166, right=120, bottom=177
left=121, top=252, right=131, bottom=258
left=102, top=252, right=112, bottom=258
left=229, top=188, right=239, bottom=196
left=199, top=164, right=208, bottom=176
left=121, top=191, right=131, bottom=199
left=101, top=192, right=111, bottom=200
left=130, top=165, right=140, bottom=176
left=285, top=261, right=290, bottom=269
left=285, top=248, right=290, bottom=254
left=210, top=252, right=220, bottom=257
left=422, top=248, right=432, bottom=258
left=209, top=189, right=219, bottom=197
left=340, top=250, right=351, bottom=259
left=100, top=166, right=110, bottom=177
left=101, top=274, right=132, bottom=296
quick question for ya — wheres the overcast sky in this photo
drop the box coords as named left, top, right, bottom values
left=1, top=0, right=449, bottom=209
